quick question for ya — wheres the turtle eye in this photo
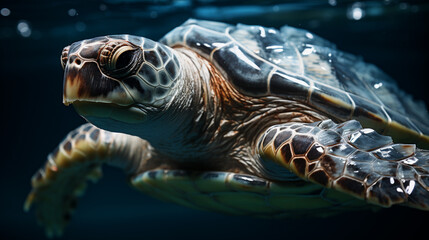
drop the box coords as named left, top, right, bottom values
left=61, top=46, right=70, bottom=69
left=115, top=49, right=134, bottom=69
left=100, top=43, right=141, bottom=77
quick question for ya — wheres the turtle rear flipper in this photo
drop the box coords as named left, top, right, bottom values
left=24, top=124, right=150, bottom=237
left=258, top=120, right=429, bottom=210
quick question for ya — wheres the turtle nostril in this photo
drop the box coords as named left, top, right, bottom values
left=75, top=59, right=82, bottom=65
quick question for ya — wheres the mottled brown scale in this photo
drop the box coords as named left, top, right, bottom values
left=63, top=141, right=72, bottom=153
left=75, top=134, right=86, bottom=144
left=292, top=157, right=307, bottom=176
left=262, top=129, right=277, bottom=148
left=280, top=143, right=292, bottom=164
left=320, top=155, right=337, bottom=177
left=381, top=178, right=407, bottom=204
left=308, top=163, right=316, bottom=173
left=82, top=125, right=92, bottom=132
left=90, top=129, right=100, bottom=141
left=70, top=130, right=79, bottom=139
left=307, top=143, right=324, bottom=161
left=273, top=130, right=292, bottom=149
left=308, top=170, right=330, bottom=186
left=367, top=179, right=391, bottom=206
left=407, top=183, right=429, bottom=209
left=291, top=135, right=314, bottom=155
left=335, top=177, right=365, bottom=198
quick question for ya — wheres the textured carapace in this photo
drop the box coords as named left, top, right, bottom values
left=162, top=19, right=429, bottom=148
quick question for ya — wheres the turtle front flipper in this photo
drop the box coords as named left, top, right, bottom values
left=257, top=120, right=429, bottom=210
left=24, top=123, right=151, bottom=237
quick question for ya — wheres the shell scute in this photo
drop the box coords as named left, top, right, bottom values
left=185, top=26, right=231, bottom=56
left=269, top=70, right=309, bottom=101
left=161, top=19, right=429, bottom=144
left=212, top=44, right=272, bottom=96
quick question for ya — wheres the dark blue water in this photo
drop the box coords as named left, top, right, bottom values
left=1, top=1, right=428, bottom=239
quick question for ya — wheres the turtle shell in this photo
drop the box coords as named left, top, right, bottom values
left=161, top=19, right=429, bottom=147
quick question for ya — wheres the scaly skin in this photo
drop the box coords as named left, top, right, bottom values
left=24, top=124, right=151, bottom=237
left=258, top=120, right=429, bottom=209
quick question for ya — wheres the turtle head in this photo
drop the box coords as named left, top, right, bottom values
left=61, top=35, right=181, bottom=130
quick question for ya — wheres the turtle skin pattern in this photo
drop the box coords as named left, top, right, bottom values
left=24, top=124, right=149, bottom=237
left=258, top=120, right=429, bottom=209
left=24, top=125, right=105, bottom=237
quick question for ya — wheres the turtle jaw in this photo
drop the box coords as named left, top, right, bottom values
left=71, top=101, right=147, bottom=124
left=63, top=60, right=135, bottom=106
left=63, top=61, right=147, bottom=124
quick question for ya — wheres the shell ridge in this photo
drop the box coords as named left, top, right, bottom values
left=164, top=19, right=429, bottom=140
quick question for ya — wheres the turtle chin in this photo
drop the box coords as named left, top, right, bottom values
left=72, top=101, right=151, bottom=137
left=72, top=101, right=147, bottom=125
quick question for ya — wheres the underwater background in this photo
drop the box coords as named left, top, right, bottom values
left=1, top=0, right=428, bottom=239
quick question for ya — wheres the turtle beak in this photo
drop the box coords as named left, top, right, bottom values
left=62, top=60, right=146, bottom=123
left=62, top=58, right=135, bottom=107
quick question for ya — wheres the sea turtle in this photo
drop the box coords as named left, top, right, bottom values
left=25, top=19, right=429, bottom=237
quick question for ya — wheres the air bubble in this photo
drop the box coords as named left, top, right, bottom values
left=1, top=8, right=11, bottom=16
left=17, top=20, right=31, bottom=38
left=68, top=8, right=77, bottom=17
left=347, top=2, right=365, bottom=21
